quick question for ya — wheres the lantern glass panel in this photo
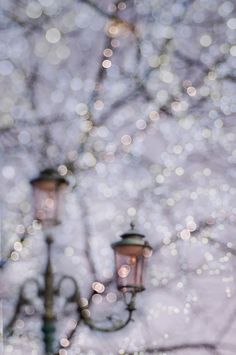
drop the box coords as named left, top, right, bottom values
left=114, top=244, right=145, bottom=292
left=32, top=180, right=66, bottom=226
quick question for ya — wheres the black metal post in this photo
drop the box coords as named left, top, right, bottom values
left=41, top=236, right=56, bottom=355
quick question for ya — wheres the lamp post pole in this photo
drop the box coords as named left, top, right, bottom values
left=41, top=237, right=56, bottom=355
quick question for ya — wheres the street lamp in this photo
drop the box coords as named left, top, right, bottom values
left=30, top=168, right=69, bottom=227
left=112, top=222, right=152, bottom=293
left=4, top=168, right=153, bottom=355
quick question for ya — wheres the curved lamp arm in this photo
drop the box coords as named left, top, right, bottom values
left=56, top=275, right=82, bottom=305
left=4, top=278, right=41, bottom=336
left=57, top=276, right=136, bottom=333
left=53, top=275, right=82, bottom=355
left=81, top=292, right=136, bottom=333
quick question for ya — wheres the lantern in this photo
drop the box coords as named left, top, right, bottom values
left=112, top=223, right=152, bottom=293
left=30, top=168, right=69, bottom=227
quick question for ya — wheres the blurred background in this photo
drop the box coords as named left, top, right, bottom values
left=1, top=0, right=236, bottom=354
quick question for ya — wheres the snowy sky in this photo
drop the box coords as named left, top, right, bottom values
left=1, top=0, right=236, bottom=354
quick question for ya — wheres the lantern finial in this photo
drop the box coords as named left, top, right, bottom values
left=130, top=221, right=135, bottom=230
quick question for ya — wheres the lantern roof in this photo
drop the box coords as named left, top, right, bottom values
left=112, top=222, right=152, bottom=249
left=120, top=222, right=145, bottom=239
left=30, top=168, right=69, bottom=186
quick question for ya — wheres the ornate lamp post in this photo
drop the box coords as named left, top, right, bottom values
left=4, top=168, right=152, bottom=355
